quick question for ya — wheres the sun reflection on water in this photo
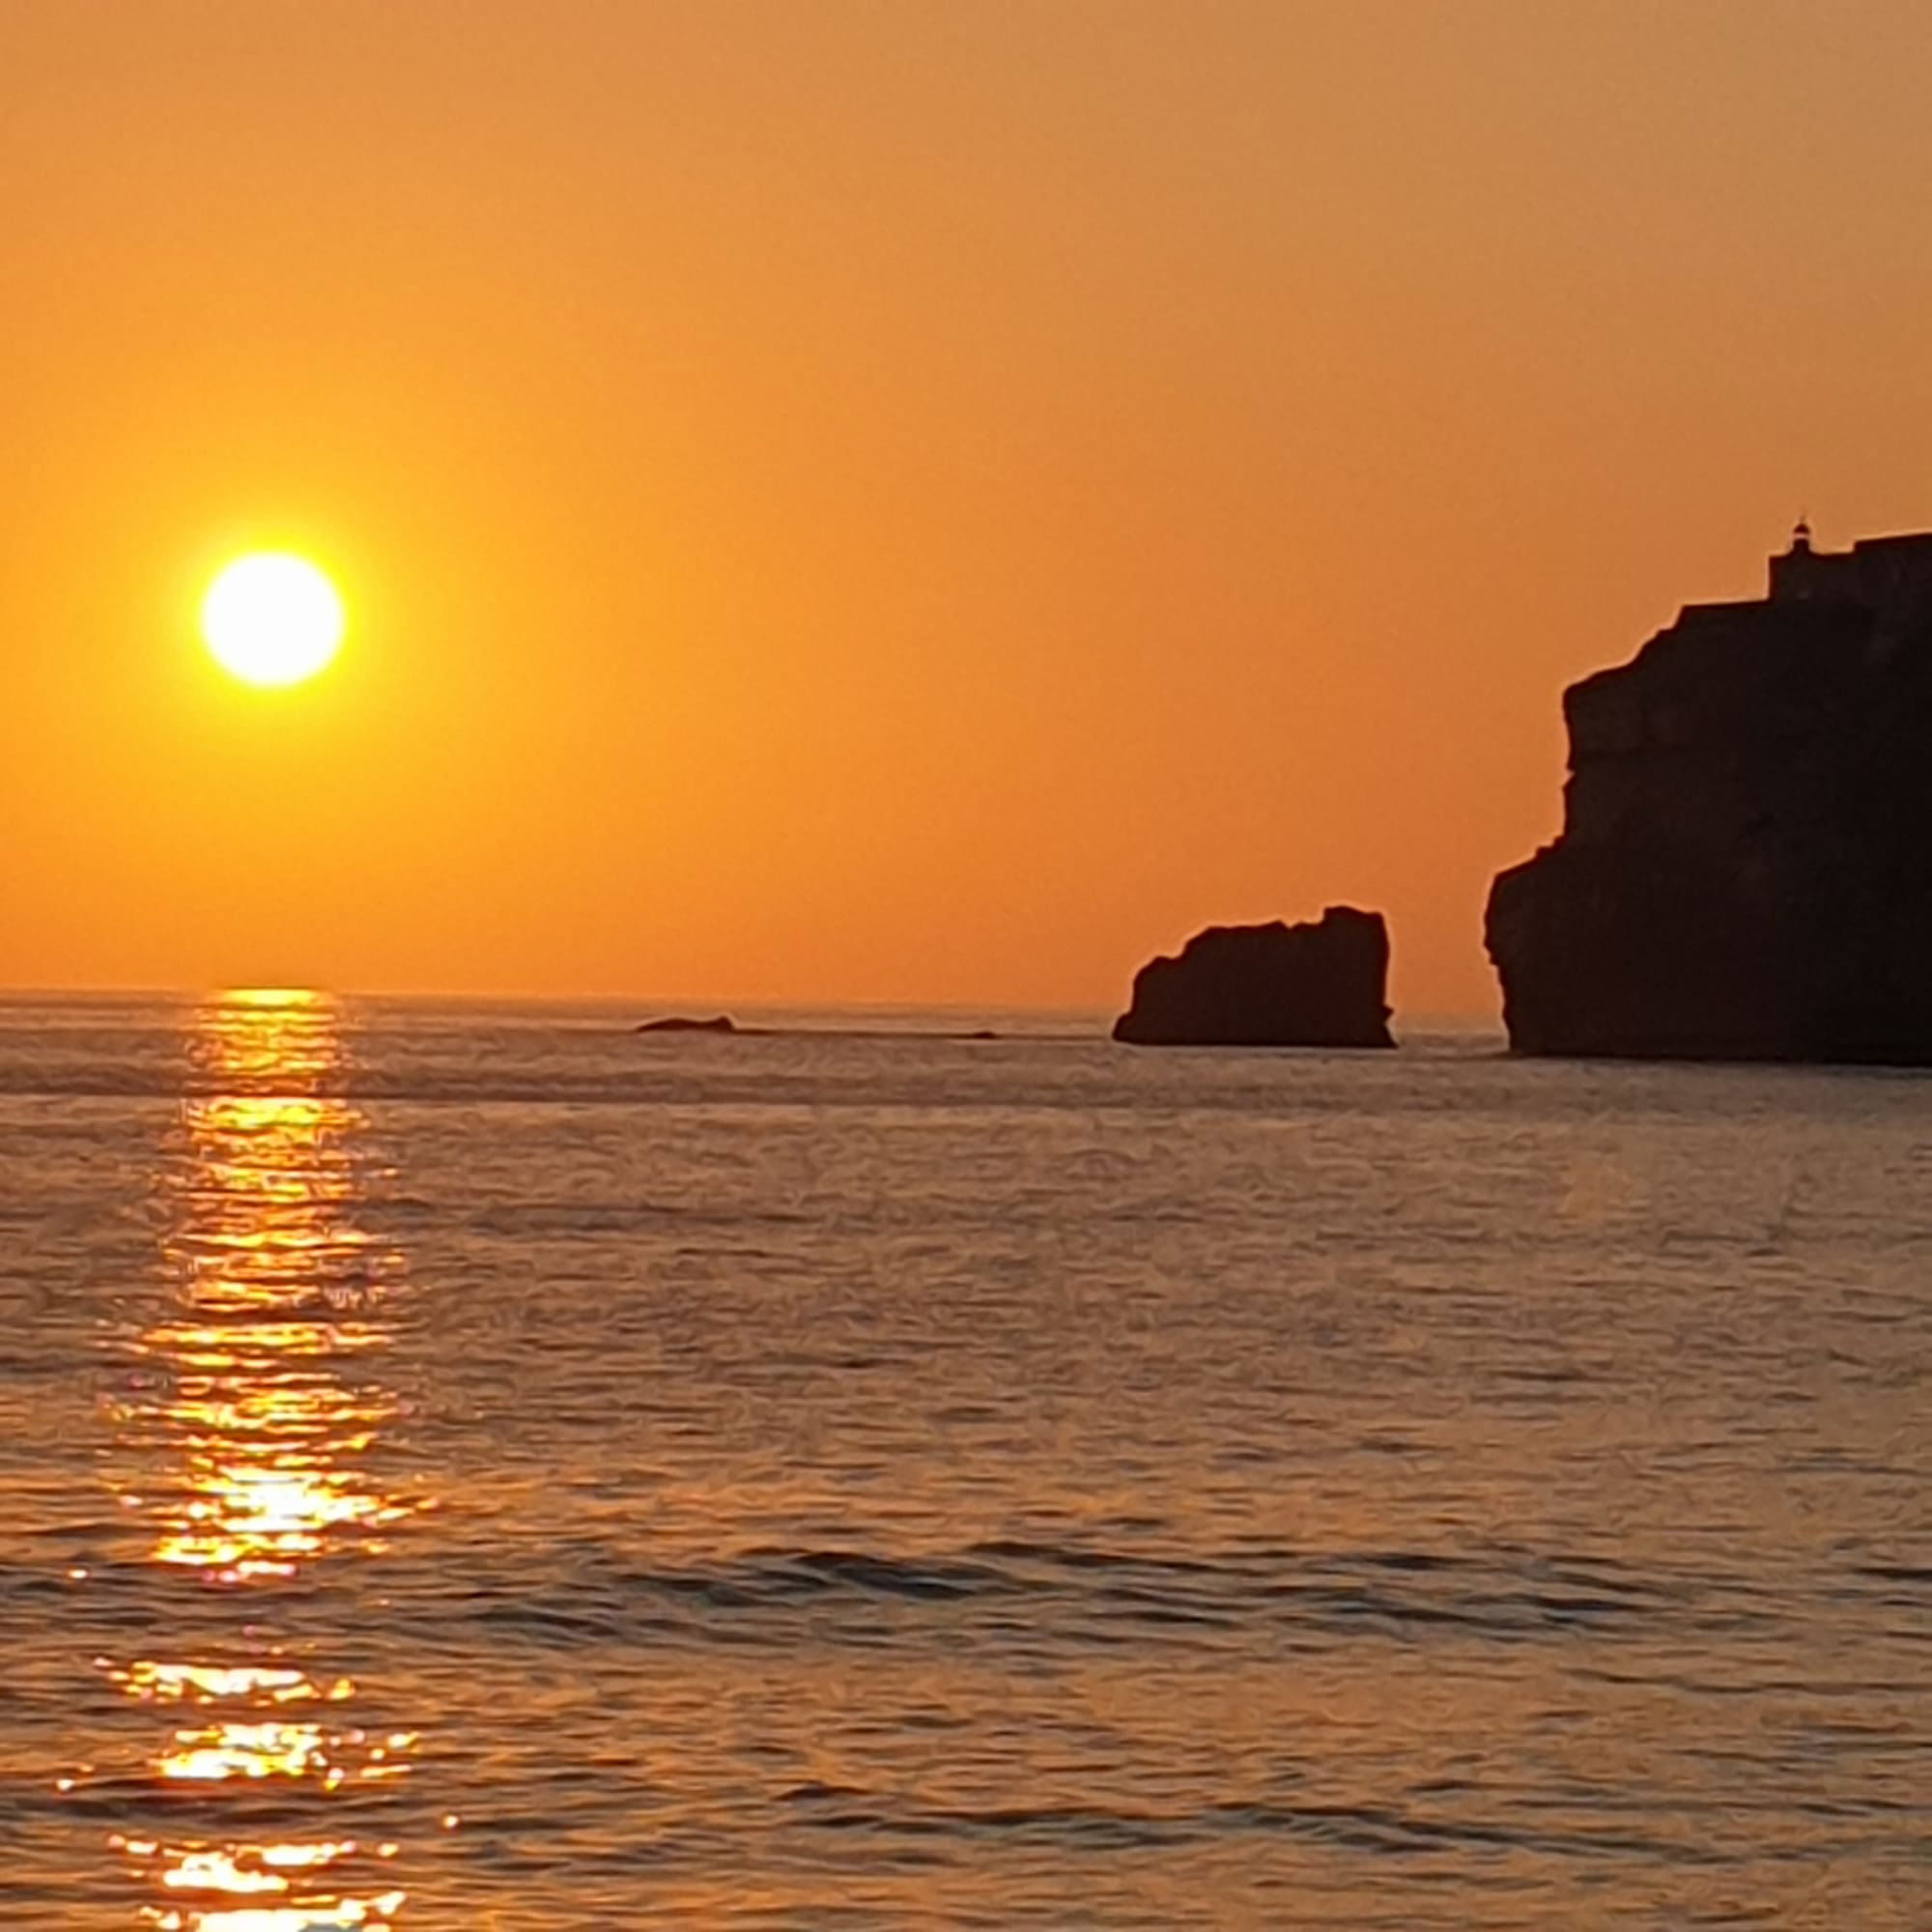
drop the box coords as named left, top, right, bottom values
left=98, top=991, right=418, bottom=1931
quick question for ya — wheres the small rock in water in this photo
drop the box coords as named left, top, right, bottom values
left=1113, top=906, right=1395, bottom=1047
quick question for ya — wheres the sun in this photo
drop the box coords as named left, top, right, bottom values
left=200, top=554, right=346, bottom=688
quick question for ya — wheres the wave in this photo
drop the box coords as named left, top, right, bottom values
left=404, top=1536, right=1698, bottom=1660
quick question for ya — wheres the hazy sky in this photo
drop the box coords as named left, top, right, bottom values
left=6, top=1, right=1932, bottom=1013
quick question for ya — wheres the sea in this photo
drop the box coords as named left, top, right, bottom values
left=0, top=991, right=1925, bottom=1928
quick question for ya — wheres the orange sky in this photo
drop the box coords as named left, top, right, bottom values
left=5, top=2, right=1931, bottom=1016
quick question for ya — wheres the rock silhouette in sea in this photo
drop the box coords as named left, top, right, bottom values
left=1487, top=523, right=1932, bottom=1064
left=1113, top=907, right=1396, bottom=1047
left=636, top=1014, right=738, bottom=1035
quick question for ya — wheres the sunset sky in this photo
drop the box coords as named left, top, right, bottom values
left=6, top=1, right=1931, bottom=1016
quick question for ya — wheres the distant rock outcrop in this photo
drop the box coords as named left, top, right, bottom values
left=1113, top=907, right=1396, bottom=1047
left=636, top=1014, right=738, bottom=1035
left=1487, top=525, right=1932, bottom=1064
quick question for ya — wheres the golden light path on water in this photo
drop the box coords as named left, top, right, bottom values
left=101, top=991, right=417, bottom=1930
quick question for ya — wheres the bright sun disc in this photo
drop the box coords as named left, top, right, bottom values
left=201, top=554, right=345, bottom=688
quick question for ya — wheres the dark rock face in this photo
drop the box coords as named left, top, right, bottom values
left=1487, top=527, right=1932, bottom=1064
left=636, top=1014, right=737, bottom=1035
left=1113, top=907, right=1395, bottom=1047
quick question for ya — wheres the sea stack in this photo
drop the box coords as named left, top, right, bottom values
left=1487, top=524, right=1932, bottom=1064
left=1113, top=907, right=1395, bottom=1048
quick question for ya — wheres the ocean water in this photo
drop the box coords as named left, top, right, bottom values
left=0, top=991, right=1925, bottom=1929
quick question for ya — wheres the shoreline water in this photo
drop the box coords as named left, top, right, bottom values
left=1, top=992, right=1924, bottom=1925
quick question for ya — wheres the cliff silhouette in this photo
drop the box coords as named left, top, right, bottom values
left=1114, top=907, right=1395, bottom=1047
left=1488, top=526, right=1932, bottom=1063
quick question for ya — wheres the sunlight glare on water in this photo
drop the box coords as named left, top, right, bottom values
left=96, top=992, right=414, bottom=1930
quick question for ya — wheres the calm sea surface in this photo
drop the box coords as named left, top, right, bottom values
left=0, top=992, right=1925, bottom=1928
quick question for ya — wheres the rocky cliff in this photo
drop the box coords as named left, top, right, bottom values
left=1114, top=907, right=1395, bottom=1047
left=1487, top=529, right=1932, bottom=1063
